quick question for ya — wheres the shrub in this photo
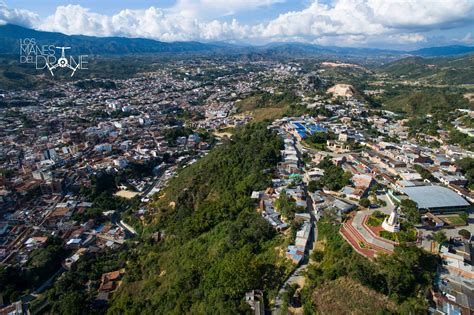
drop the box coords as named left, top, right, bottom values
left=359, top=198, right=370, bottom=208
left=367, top=216, right=382, bottom=227
left=459, top=212, right=469, bottom=224
left=372, top=210, right=385, bottom=219
left=312, top=250, right=324, bottom=262
left=379, top=230, right=397, bottom=241
left=459, top=229, right=471, bottom=240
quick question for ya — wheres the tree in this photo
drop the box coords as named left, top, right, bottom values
left=317, top=164, right=351, bottom=191
left=50, top=291, right=88, bottom=315
left=377, top=245, right=438, bottom=302
left=456, top=157, right=474, bottom=189
left=459, top=212, right=469, bottom=224
left=359, top=198, right=370, bottom=208
left=307, top=132, right=328, bottom=144
left=307, top=180, right=320, bottom=193
left=276, top=191, right=305, bottom=221
left=281, top=291, right=290, bottom=315
left=312, top=250, right=324, bottom=262
left=0, top=266, right=27, bottom=305
left=413, top=164, right=436, bottom=182
left=401, top=199, right=420, bottom=225
left=26, top=237, right=68, bottom=287
left=370, top=183, right=381, bottom=194
left=317, top=157, right=333, bottom=170
left=306, top=220, right=438, bottom=307
left=433, top=231, right=448, bottom=245
left=449, top=129, right=473, bottom=150
left=458, top=229, right=471, bottom=240
left=398, top=297, right=429, bottom=314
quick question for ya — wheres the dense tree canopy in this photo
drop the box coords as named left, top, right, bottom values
left=316, top=158, right=351, bottom=191
left=107, top=123, right=294, bottom=314
left=456, top=157, right=474, bottom=189
left=401, top=199, right=420, bottom=225
left=0, top=237, right=68, bottom=305
left=275, top=190, right=306, bottom=221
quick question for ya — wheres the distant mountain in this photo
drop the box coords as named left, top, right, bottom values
left=0, top=24, right=221, bottom=55
left=0, top=23, right=473, bottom=58
left=409, top=45, right=474, bottom=57
left=260, top=42, right=401, bottom=56
left=258, top=43, right=474, bottom=58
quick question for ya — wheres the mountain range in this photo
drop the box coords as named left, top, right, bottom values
left=1, top=24, right=473, bottom=58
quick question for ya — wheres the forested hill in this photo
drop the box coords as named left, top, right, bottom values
left=2, top=24, right=473, bottom=58
left=378, top=54, right=474, bottom=84
left=0, top=24, right=220, bottom=55
left=107, top=123, right=293, bottom=314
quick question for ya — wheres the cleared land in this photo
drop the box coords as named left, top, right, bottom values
left=312, top=277, right=396, bottom=314
left=114, top=190, right=140, bottom=199
left=235, top=91, right=299, bottom=122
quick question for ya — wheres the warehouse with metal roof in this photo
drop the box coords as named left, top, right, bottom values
left=400, top=185, right=471, bottom=214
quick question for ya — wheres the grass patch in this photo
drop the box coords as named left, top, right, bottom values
left=312, top=277, right=397, bottom=314
left=302, top=140, right=327, bottom=151
left=379, top=227, right=417, bottom=243
left=246, top=107, right=287, bottom=122
left=235, top=91, right=301, bottom=122
left=367, top=216, right=384, bottom=227
left=213, top=127, right=235, bottom=138
left=366, top=211, right=387, bottom=227
left=379, top=230, right=397, bottom=241
left=438, top=214, right=466, bottom=226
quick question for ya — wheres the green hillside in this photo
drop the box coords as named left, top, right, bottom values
left=0, top=55, right=165, bottom=92
left=0, top=24, right=219, bottom=55
left=379, top=87, right=472, bottom=115
left=379, top=54, right=474, bottom=84
left=107, top=123, right=293, bottom=314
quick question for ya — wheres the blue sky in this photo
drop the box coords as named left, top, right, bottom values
left=1, top=0, right=473, bottom=49
left=7, top=0, right=311, bottom=24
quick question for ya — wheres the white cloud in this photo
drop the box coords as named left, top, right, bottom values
left=459, top=32, right=473, bottom=45
left=173, top=0, right=286, bottom=18
left=367, top=0, right=474, bottom=29
left=260, top=0, right=388, bottom=40
left=1, top=0, right=473, bottom=47
left=38, top=5, right=251, bottom=42
left=388, top=33, right=427, bottom=44
left=259, top=0, right=474, bottom=42
left=0, top=1, right=39, bottom=27
left=41, top=5, right=111, bottom=37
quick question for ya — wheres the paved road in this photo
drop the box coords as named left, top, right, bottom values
left=376, top=192, right=395, bottom=214
left=272, top=139, right=319, bottom=315
left=145, top=165, right=177, bottom=198
left=273, top=265, right=307, bottom=314
left=272, top=199, right=319, bottom=314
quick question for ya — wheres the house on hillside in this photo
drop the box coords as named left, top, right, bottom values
left=96, top=269, right=125, bottom=303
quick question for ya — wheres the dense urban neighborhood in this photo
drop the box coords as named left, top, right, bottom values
left=1, top=18, right=474, bottom=315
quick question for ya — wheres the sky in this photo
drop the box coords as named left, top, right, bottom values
left=1, top=0, right=473, bottom=49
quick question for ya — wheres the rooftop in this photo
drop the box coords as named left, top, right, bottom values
left=401, top=186, right=470, bottom=209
